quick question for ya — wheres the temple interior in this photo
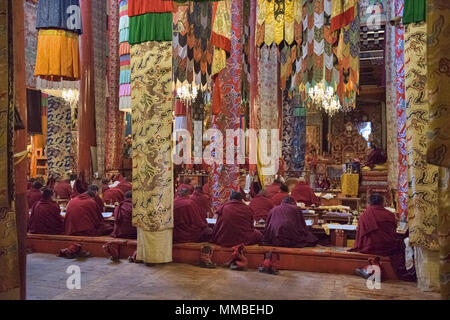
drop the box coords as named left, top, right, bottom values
left=0, top=0, right=449, bottom=301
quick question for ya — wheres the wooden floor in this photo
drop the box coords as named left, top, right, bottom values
left=26, top=253, right=440, bottom=300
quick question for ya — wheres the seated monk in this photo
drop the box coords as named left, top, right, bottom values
left=265, top=178, right=282, bottom=198
left=211, top=191, right=262, bottom=247
left=111, top=191, right=136, bottom=239
left=28, top=188, right=64, bottom=235
left=249, top=190, right=274, bottom=222
left=176, top=178, right=194, bottom=195
left=173, top=188, right=212, bottom=243
left=88, top=184, right=104, bottom=213
left=365, top=144, right=387, bottom=170
left=103, top=186, right=125, bottom=205
left=350, top=194, right=416, bottom=282
left=54, top=176, right=73, bottom=199
left=271, top=184, right=290, bottom=206
left=263, top=197, right=318, bottom=248
left=202, top=182, right=209, bottom=195
left=116, top=176, right=132, bottom=194
left=27, top=181, right=43, bottom=209
left=71, top=179, right=88, bottom=199
left=64, top=190, right=113, bottom=236
left=190, top=186, right=212, bottom=220
left=291, top=177, right=320, bottom=206
left=101, top=178, right=110, bottom=194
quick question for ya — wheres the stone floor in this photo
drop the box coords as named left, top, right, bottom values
left=26, top=253, right=440, bottom=300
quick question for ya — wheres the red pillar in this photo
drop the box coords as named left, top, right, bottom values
left=12, top=0, right=28, bottom=300
left=78, top=0, right=96, bottom=180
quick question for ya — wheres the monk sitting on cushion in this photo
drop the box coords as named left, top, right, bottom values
left=103, top=186, right=125, bottom=205
left=249, top=190, right=274, bottom=222
left=88, top=184, right=104, bottom=213
left=116, top=176, right=132, bottom=194
left=190, top=186, right=212, bottom=220
left=174, top=188, right=212, bottom=243
left=291, top=177, right=320, bottom=206
left=28, top=188, right=64, bottom=235
left=64, top=190, right=113, bottom=236
left=270, top=184, right=290, bottom=206
left=27, top=181, right=43, bottom=209
left=266, top=178, right=282, bottom=198
left=263, top=197, right=318, bottom=248
left=111, top=191, right=136, bottom=239
left=54, top=176, right=73, bottom=200
left=176, top=178, right=194, bottom=195
left=211, top=191, right=262, bottom=247
left=350, top=194, right=416, bottom=282
left=365, top=144, right=387, bottom=170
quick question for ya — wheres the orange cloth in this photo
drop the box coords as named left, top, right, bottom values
left=34, top=29, right=80, bottom=80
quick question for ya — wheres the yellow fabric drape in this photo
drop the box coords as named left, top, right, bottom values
left=274, top=0, right=285, bottom=45
left=211, top=0, right=232, bottom=76
left=284, top=0, right=295, bottom=45
left=340, top=173, right=359, bottom=197
left=264, top=0, right=275, bottom=45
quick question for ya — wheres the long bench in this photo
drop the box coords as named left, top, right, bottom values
left=26, top=234, right=398, bottom=280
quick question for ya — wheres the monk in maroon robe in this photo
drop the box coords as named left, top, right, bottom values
left=103, top=187, right=125, bottom=204
left=88, top=184, right=104, bottom=213
left=350, top=194, right=416, bottom=281
left=190, top=186, right=212, bottom=220
left=64, top=191, right=113, bottom=236
left=101, top=179, right=110, bottom=194
left=202, top=182, right=210, bottom=195
left=27, top=181, right=43, bottom=209
left=54, top=178, right=73, bottom=199
left=116, top=177, right=132, bottom=194
left=365, top=145, right=387, bottom=169
left=270, top=184, right=290, bottom=206
left=291, top=178, right=320, bottom=206
left=174, top=188, right=212, bottom=243
left=28, top=189, right=64, bottom=235
left=249, top=190, right=274, bottom=222
left=211, top=191, right=262, bottom=247
left=71, top=179, right=88, bottom=199
left=177, top=178, right=194, bottom=195
left=111, top=191, right=136, bottom=239
left=263, top=197, right=318, bottom=248
left=266, top=179, right=282, bottom=198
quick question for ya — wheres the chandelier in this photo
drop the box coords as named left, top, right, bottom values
left=307, top=82, right=342, bottom=117
left=176, top=83, right=198, bottom=104
left=62, top=89, right=79, bottom=104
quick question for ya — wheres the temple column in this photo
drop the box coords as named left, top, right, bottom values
left=78, top=0, right=96, bottom=180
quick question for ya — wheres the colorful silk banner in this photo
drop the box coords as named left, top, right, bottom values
left=129, top=12, right=173, bottom=44
left=404, top=22, right=439, bottom=251
left=395, top=0, right=407, bottom=220
left=25, top=0, right=38, bottom=88
left=36, top=0, right=83, bottom=34
left=47, top=96, right=72, bottom=179
left=210, top=0, right=242, bottom=210
left=119, top=0, right=131, bottom=111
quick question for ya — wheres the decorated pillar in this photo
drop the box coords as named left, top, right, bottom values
left=129, top=0, right=174, bottom=263
left=210, top=0, right=242, bottom=209
left=78, top=0, right=96, bottom=180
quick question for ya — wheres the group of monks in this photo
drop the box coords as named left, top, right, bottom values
left=27, top=175, right=136, bottom=239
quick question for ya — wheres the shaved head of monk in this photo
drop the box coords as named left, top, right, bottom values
left=281, top=197, right=296, bottom=205
left=178, top=187, right=190, bottom=197
left=230, top=191, right=243, bottom=201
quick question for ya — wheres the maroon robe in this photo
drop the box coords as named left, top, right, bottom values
left=366, top=148, right=387, bottom=169
left=94, top=195, right=104, bottom=213
left=266, top=183, right=281, bottom=198
left=350, top=205, right=414, bottom=281
left=103, top=187, right=125, bottom=204
left=263, top=203, right=318, bottom=247
left=291, top=181, right=320, bottom=206
left=102, top=184, right=110, bottom=194
left=111, top=198, right=136, bottom=239
left=270, top=191, right=290, bottom=206
left=190, top=190, right=212, bottom=220
left=173, top=196, right=211, bottom=243
left=202, top=183, right=210, bottom=195
left=177, top=183, right=194, bottom=194
left=116, top=180, right=132, bottom=194
left=64, top=194, right=113, bottom=236
left=27, top=189, right=42, bottom=209
left=211, top=200, right=262, bottom=247
left=28, top=199, right=64, bottom=235
left=249, top=194, right=274, bottom=221
left=54, top=180, right=73, bottom=199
